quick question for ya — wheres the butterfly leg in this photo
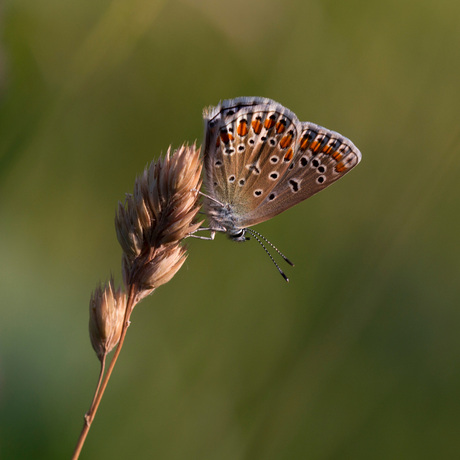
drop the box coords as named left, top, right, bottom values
left=186, top=227, right=217, bottom=240
left=191, top=189, right=224, bottom=206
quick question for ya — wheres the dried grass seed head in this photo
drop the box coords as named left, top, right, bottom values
left=115, top=144, right=202, bottom=259
left=123, top=243, right=188, bottom=302
left=89, top=278, right=126, bottom=361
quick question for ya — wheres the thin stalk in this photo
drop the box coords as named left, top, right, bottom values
left=90, top=358, right=106, bottom=415
left=72, top=285, right=137, bottom=460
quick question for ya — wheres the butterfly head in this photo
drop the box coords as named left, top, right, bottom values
left=227, top=227, right=248, bottom=242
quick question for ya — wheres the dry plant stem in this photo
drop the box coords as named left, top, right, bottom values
left=72, top=284, right=137, bottom=460
left=90, top=359, right=106, bottom=415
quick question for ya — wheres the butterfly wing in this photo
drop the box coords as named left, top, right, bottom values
left=203, top=97, right=303, bottom=229
left=202, top=97, right=361, bottom=230
left=241, top=121, right=362, bottom=226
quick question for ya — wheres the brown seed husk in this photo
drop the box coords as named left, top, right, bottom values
left=89, top=278, right=126, bottom=362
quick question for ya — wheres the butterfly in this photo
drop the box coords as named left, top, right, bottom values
left=199, top=97, right=362, bottom=279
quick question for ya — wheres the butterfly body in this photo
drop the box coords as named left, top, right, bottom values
left=202, top=97, right=361, bottom=241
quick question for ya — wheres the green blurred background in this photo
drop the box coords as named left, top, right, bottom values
left=1, top=0, right=459, bottom=458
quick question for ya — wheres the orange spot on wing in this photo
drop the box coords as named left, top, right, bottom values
left=310, top=141, right=320, bottom=152
left=332, top=151, right=343, bottom=161
left=237, top=120, right=248, bottom=136
left=336, top=162, right=347, bottom=172
left=284, top=147, right=294, bottom=161
left=280, top=133, right=293, bottom=149
left=275, top=121, right=286, bottom=133
left=299, top=137, right=310, bottom=150
left=220, top=132, right=234, bottom=144
left=252, top=119, right=262, bottom=134
left=323, top=145, right=333, bottom=154
left=264, top=117, right=276, bottom=129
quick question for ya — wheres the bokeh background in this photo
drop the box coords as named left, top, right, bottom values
left=1, top=0, right=459, bottom=458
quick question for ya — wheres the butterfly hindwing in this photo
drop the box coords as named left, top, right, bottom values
left=242, top=122, right=362, bottom=226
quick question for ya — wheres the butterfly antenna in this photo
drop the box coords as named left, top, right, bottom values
left=246, top=228, right=294, bottom=267
left=247, top=230, right=290, bottom=282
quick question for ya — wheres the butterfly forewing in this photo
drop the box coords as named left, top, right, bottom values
left=204, top=99, right=300, bottom=212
